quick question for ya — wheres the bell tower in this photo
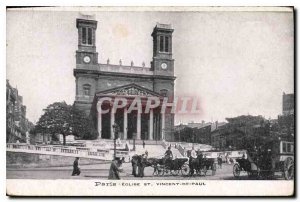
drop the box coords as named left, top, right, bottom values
left=74, top=15, right=99, bottom=115
left=76, top=16, right=98, bottom=66
left=151, top=23, right=174, bottom=77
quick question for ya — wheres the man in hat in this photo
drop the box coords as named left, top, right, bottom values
left=131, top=155, right=138, bottom=177
left=71, top=157, right=81, bottom=176
left=108, top=157, right=123, bottom=180
left=164, top=146, right=173, bottom=167
left=138, top=154, right=146, bottom=177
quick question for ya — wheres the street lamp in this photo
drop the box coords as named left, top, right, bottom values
left=112, top=123, right=119, bottom=159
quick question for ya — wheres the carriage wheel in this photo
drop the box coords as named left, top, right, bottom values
left=181, top=164, right=190, bottom=176
left=171, top=169, right=180, bottom=176
left=164, top=166, right=171, bottom=175
left=159, top=166, right=165, bottom=176
left=233, top=163, right=241, bottom=178
left=284, top=158, right=294, bottom=180
left=154, top=165, right=165, bottom=176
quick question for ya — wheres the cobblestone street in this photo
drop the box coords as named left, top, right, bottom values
left=7, top=162, right=285, bottom=180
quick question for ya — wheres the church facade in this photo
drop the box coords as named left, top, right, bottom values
left=73, top=16, right=176, bottom=141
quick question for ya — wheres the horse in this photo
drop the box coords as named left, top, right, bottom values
left=189, top=156, right=214, bottom=176
left=131, top=155, right=164, bottom=176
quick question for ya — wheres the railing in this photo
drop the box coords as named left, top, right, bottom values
left=81, top=140, right=126, bottom=149
left=6, top=143, right=111, bottom=160
left=99, top=64, right=153, bottom=75
left=127, top=140, right=163, bottom=145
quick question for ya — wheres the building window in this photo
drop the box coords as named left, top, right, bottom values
left=82, top=27, right=92, bottom=45
left=159, top=35, right=170, bottom=53
left=88, top=28, right=92, bottom=45
left=82, top=27, right=86, bottom=44
left=165, top=36, right=169, bottom=52
left=83, top=84, right=91, bottom=96
left=159, top=36, right=164, bottom=52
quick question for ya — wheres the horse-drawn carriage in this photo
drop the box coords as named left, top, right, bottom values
left=189, top=156, right=217, bottom=176
left=148, top=155, right=216, bottom=177
left=233, top=139, right=294, bottom=180
left=150, top=157, right=190, bottom=176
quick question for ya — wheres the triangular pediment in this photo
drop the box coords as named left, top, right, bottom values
left=96, top=83, right=162, bottom=97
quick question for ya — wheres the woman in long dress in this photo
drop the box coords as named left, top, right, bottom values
left=108, top=157, right=123, bottom=180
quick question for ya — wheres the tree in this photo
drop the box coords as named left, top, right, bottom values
left=71, top=107, right=98, bottom=140
left=32, top=101, right=98, bottom=145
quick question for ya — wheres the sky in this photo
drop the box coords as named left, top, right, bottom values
left=6, top=8, right=294, bottom=124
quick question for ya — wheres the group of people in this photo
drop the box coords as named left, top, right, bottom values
left=71, top=156, right=124, bottom=180
left=70, top=146, right=177, bottom=179
left=131, top=151, right=148, bottom=178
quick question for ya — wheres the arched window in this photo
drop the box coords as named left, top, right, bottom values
left=83, top=84, right=91, bottom=96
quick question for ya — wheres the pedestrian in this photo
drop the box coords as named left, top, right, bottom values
left=217, top=155, right=222, bottom=169
left=143, top=140, right=145, bottom=149
left=138, top=154, right=145, bottom=177
left=131, top=155, right=138, bottom=177
left=71, top=157, right=81, bottom=176
left=164, top=146, right=173, bottom=166
left=191, top=147, right=197, bottom=158
left=108, top=157, right=123, bottom=180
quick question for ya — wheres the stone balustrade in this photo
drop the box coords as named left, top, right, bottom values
left=6, top=143, right=121, bottom=160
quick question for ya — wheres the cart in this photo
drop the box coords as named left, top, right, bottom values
left=233, top=139, right=294, bottom=180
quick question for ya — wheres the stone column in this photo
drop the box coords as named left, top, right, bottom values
left=161, top=112, right=165, bottom=140
left=137, top=111, right=141, bottom=140
left=149, top=109, right=153, bottom=140
left=110, top=109, right=115, bottom=139
left=123, top=108, right=128, bottom=140
left=97, top=103, right=102, bottom=139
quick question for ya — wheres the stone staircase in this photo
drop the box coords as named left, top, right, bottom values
left=131, top=141, right=183, bottom=158
left=133, top=144, right=165, bottom=158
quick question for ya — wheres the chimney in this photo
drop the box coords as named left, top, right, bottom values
left=215, top=121, right=218, bottom=129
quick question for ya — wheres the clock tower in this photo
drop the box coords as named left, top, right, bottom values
left=151, top=23, right=175, bottom=138
left=76, top=17, right=98, bottom=67
left=151, top=23, right=174, bottom=77
left=74, top=16, right=99, bottom=114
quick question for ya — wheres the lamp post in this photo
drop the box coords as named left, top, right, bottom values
left=112, top=123, right=119, bottom=159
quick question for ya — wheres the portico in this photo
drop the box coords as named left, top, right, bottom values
left=92, top=84, right=166, bottom=141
